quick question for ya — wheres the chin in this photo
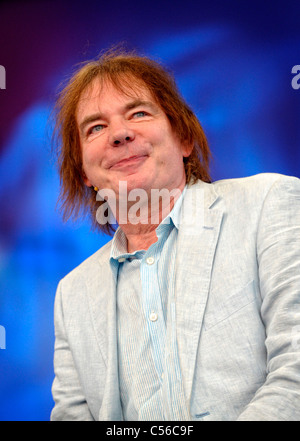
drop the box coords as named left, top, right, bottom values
left=121, top=173, right=151, bottom=192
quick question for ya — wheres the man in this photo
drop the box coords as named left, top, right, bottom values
left=51, top=48, right=300, bottom=421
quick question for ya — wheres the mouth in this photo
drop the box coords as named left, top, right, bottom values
left=109, top=155, right=148, bottom=170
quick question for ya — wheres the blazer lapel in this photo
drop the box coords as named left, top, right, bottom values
left=85, top=252, right=123, bottom=420
left=175, top=181, right=224, bottom=403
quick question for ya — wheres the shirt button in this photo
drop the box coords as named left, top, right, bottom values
left=118, top=257, right=126, bottom=263
left=146, top=256, right=155, bottom=265
left=149, top=311, right=158, bottom=322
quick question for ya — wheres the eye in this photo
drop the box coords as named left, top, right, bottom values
left=86, top=124, right=105, bottom=137
left=132, top=111, right=148, bottom=118
left=89, top=124, right=105, bottom=134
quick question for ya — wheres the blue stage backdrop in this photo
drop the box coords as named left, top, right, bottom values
left=0, top=0, right=299, bottom=420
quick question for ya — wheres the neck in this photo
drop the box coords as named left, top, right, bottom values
left=116, top=181, right=185, bottom=253
left=121, top=224, right=158, bottom=253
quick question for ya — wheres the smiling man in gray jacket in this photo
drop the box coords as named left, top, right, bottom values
left=51, top=48, right=300, bottom=421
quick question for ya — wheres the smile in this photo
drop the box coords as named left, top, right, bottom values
left=110, top=155, right=148, bottom=170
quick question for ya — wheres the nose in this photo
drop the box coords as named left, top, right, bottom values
left=109, top=122, right=135, bottom=147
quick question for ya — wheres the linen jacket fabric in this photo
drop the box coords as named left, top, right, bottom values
left=51, top=173, right=300, bottom=421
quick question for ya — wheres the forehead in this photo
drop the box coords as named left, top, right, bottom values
left=77, top=76, right=157, bottom=115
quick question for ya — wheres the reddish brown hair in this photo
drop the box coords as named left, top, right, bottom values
left=53, top=47, right=211, bottom=235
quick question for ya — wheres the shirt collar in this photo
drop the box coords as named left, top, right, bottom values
left=159, top=185, right=186, bottom=231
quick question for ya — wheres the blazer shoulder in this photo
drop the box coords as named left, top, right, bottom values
left=210, top=172, right=299, bottom=198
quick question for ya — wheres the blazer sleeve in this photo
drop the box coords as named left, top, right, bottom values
left=237, top=175, right=300, bottom=421
left=50, top=281, right=94, bottom=421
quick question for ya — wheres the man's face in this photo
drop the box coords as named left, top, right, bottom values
left=76, top=78, right=192, bottom=199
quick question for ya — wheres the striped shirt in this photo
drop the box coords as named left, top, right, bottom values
left=109, top=188, right=190, bottom=421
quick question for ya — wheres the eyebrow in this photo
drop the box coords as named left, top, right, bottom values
left=79, top=113, right=103, bottom=134
left=78, top=99, right=157, bottom=134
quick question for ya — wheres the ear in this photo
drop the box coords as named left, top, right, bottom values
left=83, top=177, right=93, bottom=187
left=81, top=169, right=92, bottom=187
left=182, top=141, right=193, bottom=158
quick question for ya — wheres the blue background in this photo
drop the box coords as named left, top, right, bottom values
left=0, top=0, right=299, bottom=420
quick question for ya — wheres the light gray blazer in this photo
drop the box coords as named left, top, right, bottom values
left=51, top=173, right=300, bottom=421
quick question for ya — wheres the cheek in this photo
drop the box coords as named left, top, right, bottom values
left=81, top=140, right=104, bottom=168
left=81, top=152, right=93, bottom=180
left=81, top=146, right=102, bottom=183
